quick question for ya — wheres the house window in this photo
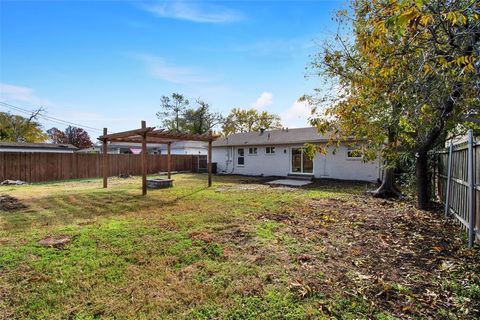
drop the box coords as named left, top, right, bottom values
left=347, top=146, right=363, bottom=159
left=237, top=148, right=245, bottom=166
left=248, top=147, right=258, bottom=155
left=266, top=146, right=275, bottom=154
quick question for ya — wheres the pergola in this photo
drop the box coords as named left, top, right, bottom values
left=98, top=120, right=219, bottom=195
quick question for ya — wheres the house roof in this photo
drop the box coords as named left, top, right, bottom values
left=108, top=141, right=208, bottom=149
left=213, top=127, right=334, bottom=147
left=0, top=142, right=78, bottom=150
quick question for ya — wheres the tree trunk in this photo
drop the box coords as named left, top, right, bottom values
left=370, top=167, right=402, bottom=198
left=369, top=126, right=401, bottom=198
left=416, top=150, right=430, bottom=210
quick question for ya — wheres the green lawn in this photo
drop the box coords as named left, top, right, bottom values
left=0, top=174, right=479, bottom=319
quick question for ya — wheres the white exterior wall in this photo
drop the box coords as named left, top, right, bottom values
left=212, top=144, right=381, bottom=182
left=167, top=147, right=207, bottom=155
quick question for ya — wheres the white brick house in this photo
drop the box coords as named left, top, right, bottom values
left=212, top=127, right=381, bottom=182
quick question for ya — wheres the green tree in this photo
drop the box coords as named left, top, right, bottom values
left=156, top=93, right=189, bottom=131
left=183, top=99, right=223, bottom=134
left=307, top=0, right=479, bottom=208
left=0, top=110, right=48, bottom=142
left=222, top=108, right=282, bottom=135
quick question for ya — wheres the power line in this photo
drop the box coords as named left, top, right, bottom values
left=0, top=101, right=105, bottom=133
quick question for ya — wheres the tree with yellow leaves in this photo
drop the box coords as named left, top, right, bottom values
left=307, top=0, right=479, bottom=208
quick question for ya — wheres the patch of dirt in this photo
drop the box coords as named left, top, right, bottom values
left=212, top=224, right=253, bottom=246
left=38, top=235, right=71, bottom=248
left=0, top=194, right=27, bottom=211
left=190, top=231, right=214, bottom=243
left=308, top=178, right=376, bottom=189
left=272, top=195, right=480, bottom=319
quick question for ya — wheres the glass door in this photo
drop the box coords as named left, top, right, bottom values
left=291, top=148, right=313, bottom=174
left=291, top=148, right=302, bottom=173
left=303, top=152, right=313, bottom=173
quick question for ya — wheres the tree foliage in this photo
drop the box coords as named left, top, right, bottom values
left=222, top=108, right=282, bottom=135
left=156, top=93, right=190, bottom=131
left=46, top=127, right=67, bottom=144
left=47, top=126, right=93, bottom=149
left=183, top=99, right=223, bottom=134
left=156, top=93, right=222, bottom=134
left=0, top=110, right=48, bottom=142
left=307, top=0, right=480, bottom=208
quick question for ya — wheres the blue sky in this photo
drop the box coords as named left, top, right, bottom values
left=0, top=0, right=344, bottom=138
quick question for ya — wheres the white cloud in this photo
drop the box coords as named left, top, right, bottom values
left=140, top=0, right=244, bottom=23
left=280, top=100, right=312, bottom=128
left=252, top=92, right=273, bottom=109
left=133, top=54, right=210, bottom=84
left=0, top=83, right=52, bottom=106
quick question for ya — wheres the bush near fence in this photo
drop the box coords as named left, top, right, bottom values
left=0, top=152, right=206, bottom=183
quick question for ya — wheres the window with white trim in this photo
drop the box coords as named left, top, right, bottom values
left=265, top=146, right=275, bottom=154
left=237, top=148, right=245, bottom=166
left=248, top=147, right=258, bottom=155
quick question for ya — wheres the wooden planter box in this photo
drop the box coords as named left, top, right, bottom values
left=146, top=179, right=173, bottom=189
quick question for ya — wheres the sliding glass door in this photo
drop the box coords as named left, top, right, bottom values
left=291, top=148, right=313, bottom=174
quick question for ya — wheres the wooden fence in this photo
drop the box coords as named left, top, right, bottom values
left=0, top=152, right=205, bottom=183
left=437, top=130, right=479, bottom=247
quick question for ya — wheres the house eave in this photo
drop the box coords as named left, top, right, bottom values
left=212, top=138, right=367, bottom=148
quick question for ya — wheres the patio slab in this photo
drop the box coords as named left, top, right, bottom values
left=266, top=179, right=312, bottom=187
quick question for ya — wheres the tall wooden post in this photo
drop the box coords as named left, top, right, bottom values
left=102, top=128, right=108, bottom=188
left=141, top=120, right=147, bottom=195
left=208, top=130, right=212, bottom=187
left=167, top=142, right=172, bottom=179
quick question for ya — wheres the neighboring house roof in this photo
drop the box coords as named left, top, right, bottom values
left=0, top=142, right=78, bottom=151
left=75, top=147, right=97, bottom=153
left=213, top=127, right=337, bottom=147
left=81, top=141, right=207, bottom=151
left=109, top=141, right=208, bottom=149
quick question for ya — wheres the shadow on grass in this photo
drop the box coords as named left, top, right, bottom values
left=1, top=185, right=208, bottom=232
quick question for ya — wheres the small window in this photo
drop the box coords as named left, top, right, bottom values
left=347, top=146, right=363, bottom=159
left=266, top=146, right=275, bottom=154
left=237, top=148, right=245, bottom=166
left=248, top=147, right=258, bottom=155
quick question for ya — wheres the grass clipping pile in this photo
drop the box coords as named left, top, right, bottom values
left=256, top=196, right=480, bottom=319
left=0, top=194, right=27, bottom=211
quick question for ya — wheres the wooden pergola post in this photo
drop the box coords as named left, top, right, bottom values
left=167, top=142, right=172, bottom=179
left=141, top=120, right=147, bottom=195
left=102, top=128, right=108, bottom=188
left=208, top=130, right=212, bottom=187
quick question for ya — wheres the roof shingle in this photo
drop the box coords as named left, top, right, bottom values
left=0, top=142, right=78, bottom=150
left=212, top=127, right=330, bottom=147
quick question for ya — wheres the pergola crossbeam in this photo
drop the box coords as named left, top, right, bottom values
left=112, top=137, right=176, bottom=144
left=98, top=127, right=155, bottom=141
